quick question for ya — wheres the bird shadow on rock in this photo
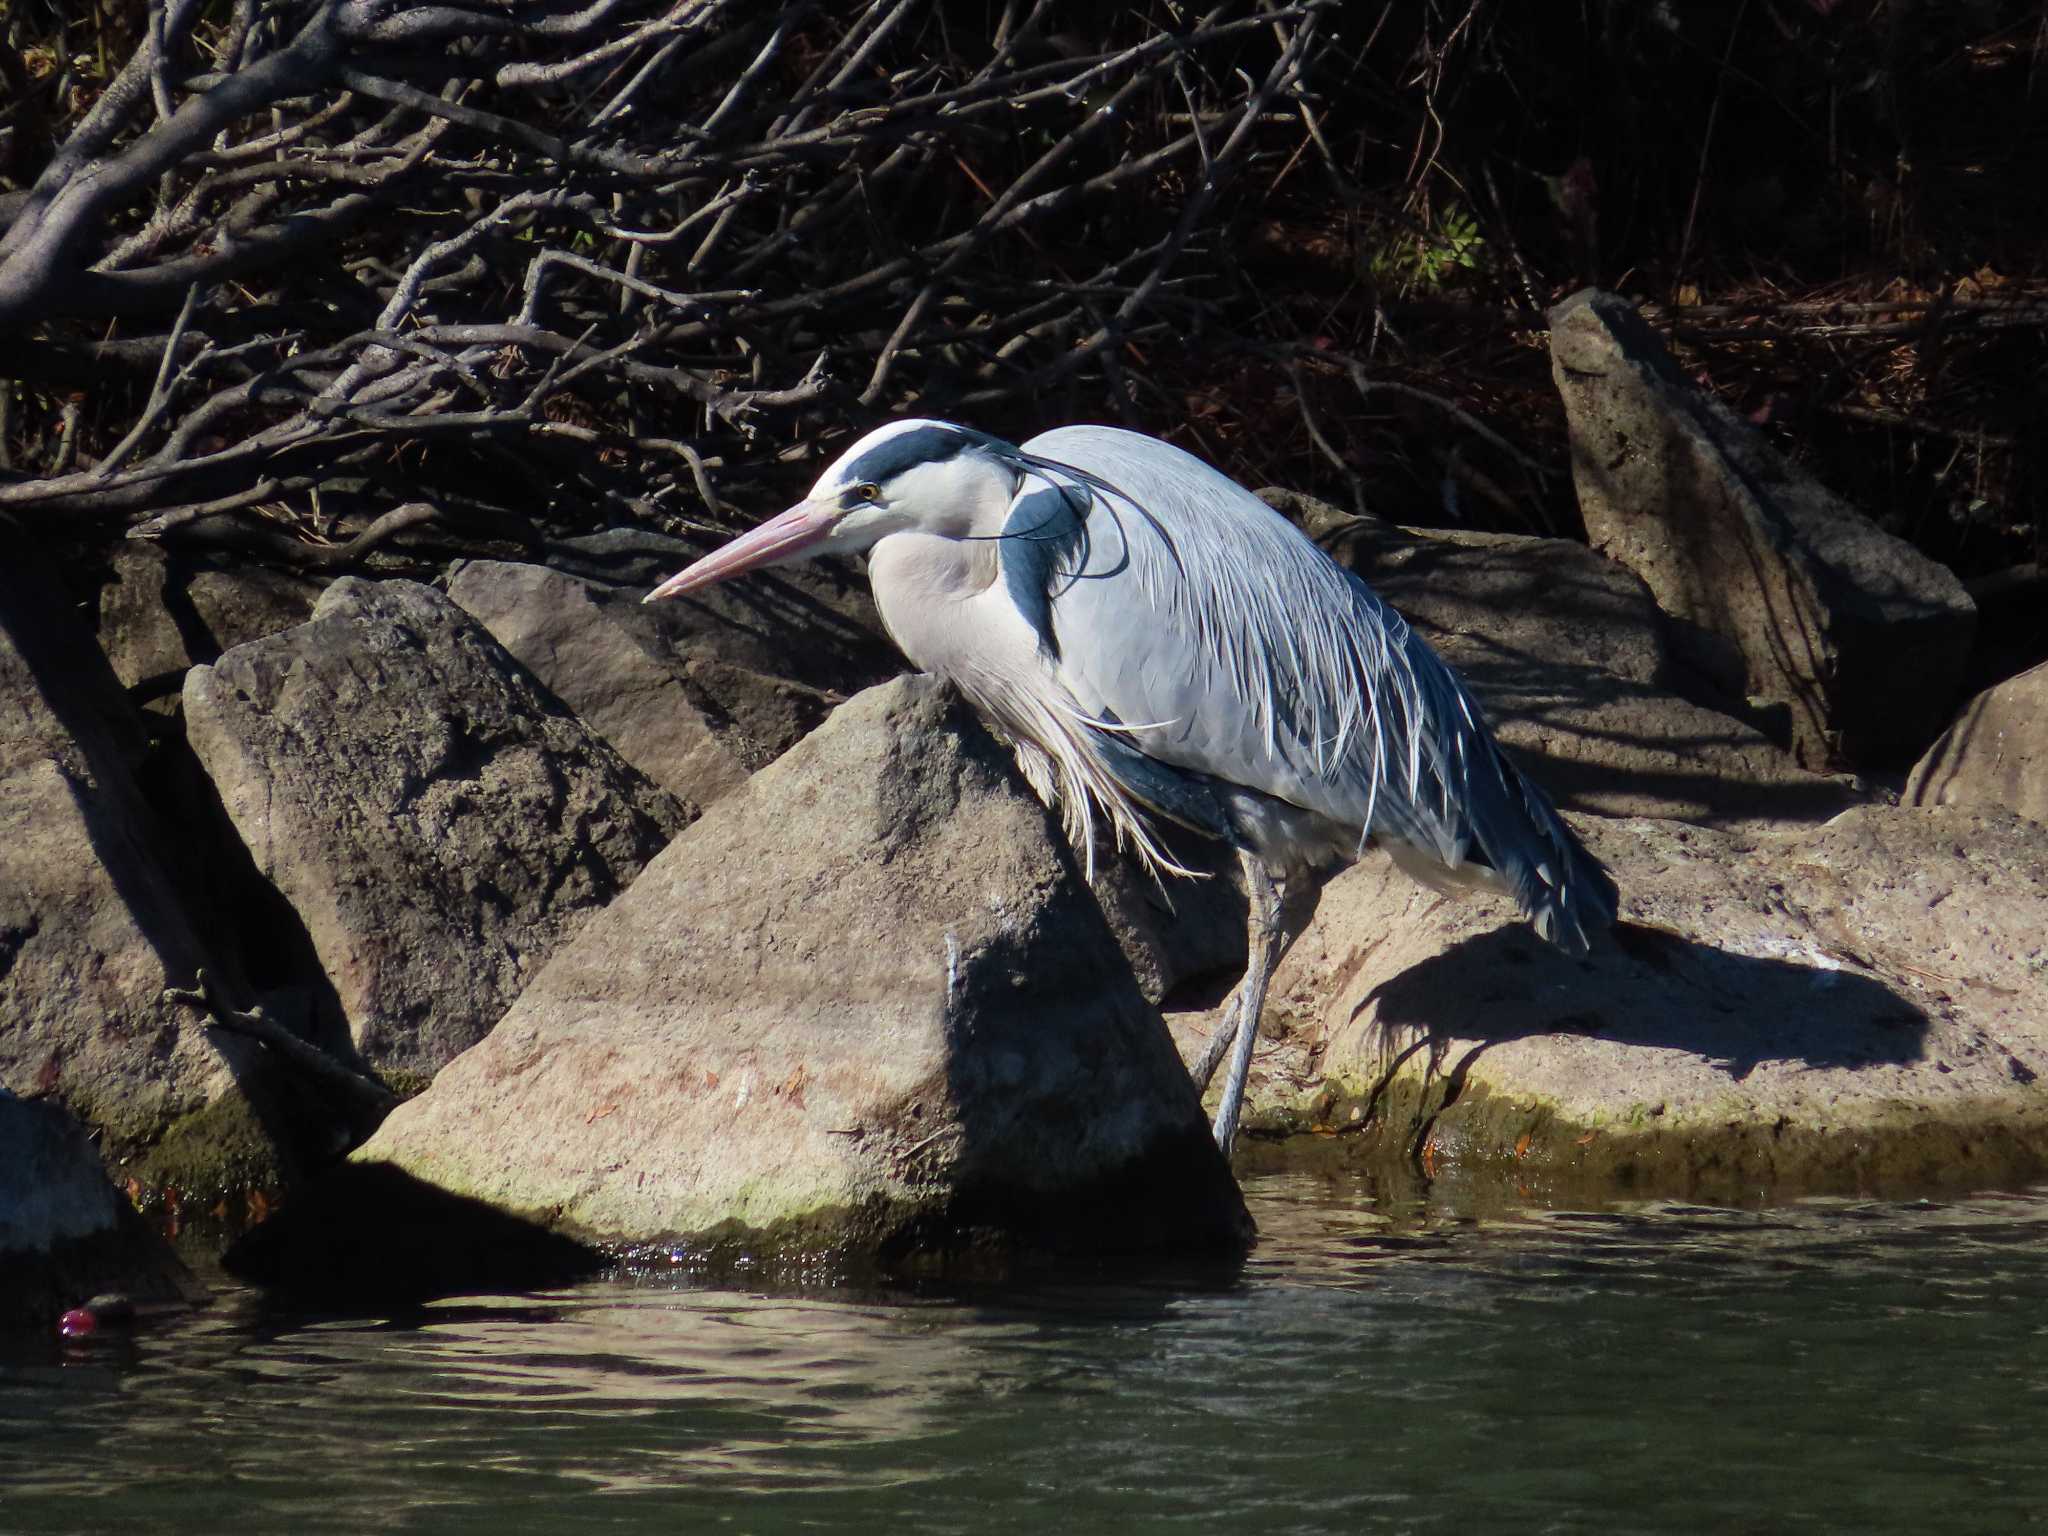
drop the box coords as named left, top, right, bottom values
left=1357, top=920, right=1932, bottom=1086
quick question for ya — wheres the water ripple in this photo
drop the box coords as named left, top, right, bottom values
left=6, top=1176, right=2048, bottom=1533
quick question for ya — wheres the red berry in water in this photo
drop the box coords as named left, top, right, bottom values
left=57, top=1295, right=135, bottom=1337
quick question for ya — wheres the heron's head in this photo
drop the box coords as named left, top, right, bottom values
left=644, top=419, right=1021, bottom=602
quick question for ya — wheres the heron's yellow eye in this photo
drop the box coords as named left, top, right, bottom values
left=852, top=482, right=882, bottom=503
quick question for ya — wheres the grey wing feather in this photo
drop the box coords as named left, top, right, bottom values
left=1014, top=425, right=1617, bottom=951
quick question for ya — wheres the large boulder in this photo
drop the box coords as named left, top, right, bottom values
left=0, top=1089, right=197, bottom=1328
left=1186, top=803, right=2048, bottom=1195
left=183, top=578, right=687, bottom=1079
left=351, top=675, right=1250, bottom=1258
left=1269, top=492, right=1852, bottom=830
left=0, top=557, right=303, bottom=1201
left=1550, top=288, right=1975, bottom=769
left=1906, top=659, right=2048, bottom=826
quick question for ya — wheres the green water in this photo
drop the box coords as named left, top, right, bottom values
left=5, top=1170, right=2048, bottom=1534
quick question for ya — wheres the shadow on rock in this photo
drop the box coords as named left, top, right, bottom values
left=1360, top=920, right=1931, bottom=1087
left=224, top=1163, right=607, bottom=1305
left=1251, top=804, right=2048, bottom=1198
left=0, top=553, right=322, bottom=1200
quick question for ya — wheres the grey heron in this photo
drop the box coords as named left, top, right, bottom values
left=646, top=420, right=1617, bottom=1155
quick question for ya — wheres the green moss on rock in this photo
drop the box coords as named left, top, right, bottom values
left=122, top=1092, right=290, bottom=1206
left=1245, top=1067, right=2048, bottom=1205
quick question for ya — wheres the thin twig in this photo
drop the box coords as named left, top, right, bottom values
left=165, top=968, right=399, bottom=1116
left=96, top=281, right=205, bottom=479
left=127, top=476, right=283, bottom=537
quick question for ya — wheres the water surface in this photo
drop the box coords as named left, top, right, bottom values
left=6, top=1171, right=2046, bottom=1533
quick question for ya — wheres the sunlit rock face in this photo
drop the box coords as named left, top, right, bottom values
left=1551, top=287, right=1974, bottom=771
left=1185, top=802, right=2048, bottom=1197
left=354, top=674, right=1251, bottom=1260
left=1907, top=659, right=2048, bottom=828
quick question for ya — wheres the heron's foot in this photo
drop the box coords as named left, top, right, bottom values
left=1209, top=976, right=1265, bottom=1155
left=1210, top=997, right=1258, bottom=1154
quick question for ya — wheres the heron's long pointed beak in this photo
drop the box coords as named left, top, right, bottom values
left=642, top=501, right=839, bottom=602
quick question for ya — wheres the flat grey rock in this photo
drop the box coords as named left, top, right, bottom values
left=1174, top=802, right=2048, bottom=1195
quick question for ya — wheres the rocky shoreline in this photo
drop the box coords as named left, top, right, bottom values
left=1184, top=804, right=2048, bottom=1199
left=6, top=290, right=2046, bottom=1321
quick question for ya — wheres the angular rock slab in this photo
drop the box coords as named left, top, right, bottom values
left=1190, top=803, right=2048, bottom=1196
left=542, top=526, right=901, bottom=776
left=0, top=1089, right=196, bottom=1328
left=1269, top=491, right=1850, bottom=830
left=355, top=675, right=1250, bottom=1258
left=449, top=559, right=752, bottom=814
left=184, top=578, right=687, bottom=1077
left=1551, top=287, right=1975, bottom=769
left=547, top=525, right=896, bottom=700
left=448, top=550, right=898, bottom=815
left=97, top=544, right=321, bottom=713
left=1906, top=659, right=2048, bottom=826
left=0, top=558, right=298, bottom=1196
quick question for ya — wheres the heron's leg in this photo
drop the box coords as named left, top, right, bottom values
left=1211, top=852, right=1286, bottom=1156
left=1191, top=982, right=1245, bottom=1093
left=1192, top=870, right=1318, bottom=1093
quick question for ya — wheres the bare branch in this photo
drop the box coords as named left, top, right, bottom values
left=166, top=968, right=399, bottom=1117
left=95, top=282, right=206, bottom=479
left=4, top=0, right=1360, bottom=554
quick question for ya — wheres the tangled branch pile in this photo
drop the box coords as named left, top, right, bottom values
left=0, top=0, right=1327, bottom=562
left=3, top=1, right=2045, bottom=600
